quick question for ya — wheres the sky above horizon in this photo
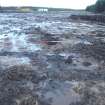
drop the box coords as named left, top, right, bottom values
left=0, top=0, right=97, bottom=9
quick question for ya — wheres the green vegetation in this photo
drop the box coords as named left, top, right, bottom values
left=86, top=0, right=105, bottom=13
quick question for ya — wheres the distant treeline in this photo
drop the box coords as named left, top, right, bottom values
left=0, top=6, right=71, bottom=13
left=86, top=0, right=105, bottom=13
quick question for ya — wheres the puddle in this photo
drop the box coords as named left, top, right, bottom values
left=0, top=56, right=30, bottom=69
left=0, top=32, right=42, bottom=52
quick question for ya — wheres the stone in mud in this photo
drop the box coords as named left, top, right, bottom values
left=82, top=62, right=92, bottom=67
left=65, top=56, right=73, bottom=64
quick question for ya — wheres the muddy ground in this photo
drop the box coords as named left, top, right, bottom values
left=0, top=11, right=105, bottom=105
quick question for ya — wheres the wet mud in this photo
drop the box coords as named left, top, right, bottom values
left=0, top=12, right=105, bottom=105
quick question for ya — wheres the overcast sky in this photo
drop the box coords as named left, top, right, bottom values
left=0, top=0, right=97, bottom=9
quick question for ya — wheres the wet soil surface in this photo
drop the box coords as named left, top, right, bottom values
left=0, top=11, right=105, bottom=105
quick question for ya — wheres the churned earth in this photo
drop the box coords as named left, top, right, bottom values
left=0, top=11, right=105, bottom=105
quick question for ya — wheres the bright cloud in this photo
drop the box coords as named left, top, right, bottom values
left=0, top=0, right=97, bottom=9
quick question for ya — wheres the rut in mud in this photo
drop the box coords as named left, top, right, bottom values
left=0, top=12, right=105, bottom=105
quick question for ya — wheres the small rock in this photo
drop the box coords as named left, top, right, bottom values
left=65, top=56, right=73, bottom=64
left=82, top=62, right=92, bottom=67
